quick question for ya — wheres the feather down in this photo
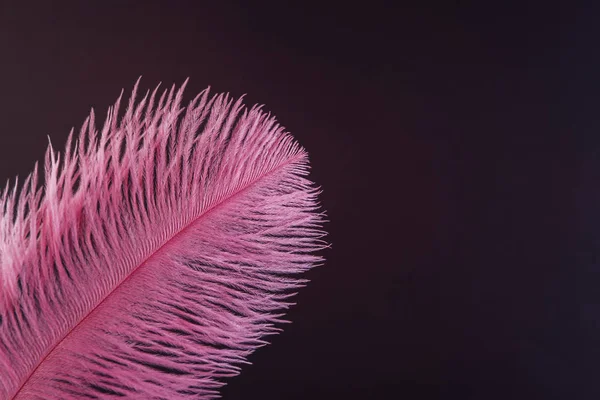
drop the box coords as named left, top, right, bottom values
left=0, top=78, right=326, bottom=399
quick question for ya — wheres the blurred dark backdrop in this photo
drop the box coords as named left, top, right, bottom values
left=1, top=1, right=599, bottom=399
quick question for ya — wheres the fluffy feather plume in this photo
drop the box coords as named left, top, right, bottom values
left=0, top=78, right=326, bottom=399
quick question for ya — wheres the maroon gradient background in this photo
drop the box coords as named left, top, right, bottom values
left=0, top=2, right=598, bottom=399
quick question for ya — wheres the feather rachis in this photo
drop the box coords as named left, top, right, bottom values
left=0, top=79, right=326, bottom=399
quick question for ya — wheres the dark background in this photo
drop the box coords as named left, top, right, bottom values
left=1, top=1, right=599, bottom=399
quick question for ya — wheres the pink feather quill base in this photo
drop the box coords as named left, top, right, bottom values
left=0, top=79, right=327, bottom=399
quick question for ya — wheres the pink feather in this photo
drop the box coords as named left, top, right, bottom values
left=0, top=78, right=326, bottom=399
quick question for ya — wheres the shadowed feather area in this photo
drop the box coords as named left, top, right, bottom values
left=0, top=79, right=326, bottom=399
